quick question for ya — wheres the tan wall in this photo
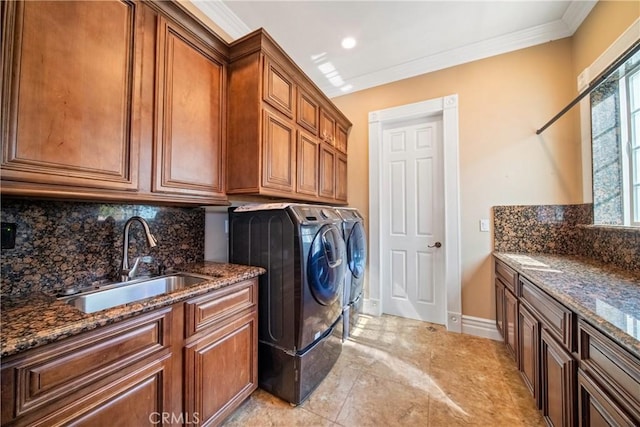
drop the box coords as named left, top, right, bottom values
left=572, top=0, right=640, bottom=85
left=332, top=39, right=582, bottom=320
left=332, top=1, right=638, bottom=321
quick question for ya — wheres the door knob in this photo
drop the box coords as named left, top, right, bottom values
left=428, top=242, right=442, bottom=248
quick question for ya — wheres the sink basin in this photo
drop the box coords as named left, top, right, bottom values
left=63, top=273, right=213, bottom=314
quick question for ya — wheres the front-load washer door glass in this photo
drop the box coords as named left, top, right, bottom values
left=307, top=225, right=346, bottom=305
left=347, top=222, right=367, bottom=279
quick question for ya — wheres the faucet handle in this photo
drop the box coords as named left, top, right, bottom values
left=120, top=257, right=141, bottom=281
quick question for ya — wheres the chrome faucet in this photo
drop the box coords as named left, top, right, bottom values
left=120, top=216, right=158, bottom=281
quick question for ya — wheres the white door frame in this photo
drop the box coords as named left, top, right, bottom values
left=368, top=95, right=462, bottom=333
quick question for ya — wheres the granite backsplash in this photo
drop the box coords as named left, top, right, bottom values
left=493, top=203, right=640, bottom=274
left=1, top=199, right=205, bottom=297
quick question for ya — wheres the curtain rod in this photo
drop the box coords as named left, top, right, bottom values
left=536, top=39, right=640, bottom=135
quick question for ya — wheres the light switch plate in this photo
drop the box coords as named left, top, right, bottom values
left=479, top=219, right=490, bottom=232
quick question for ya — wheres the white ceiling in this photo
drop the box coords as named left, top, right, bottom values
left=193, top=0, right=597, bottom=98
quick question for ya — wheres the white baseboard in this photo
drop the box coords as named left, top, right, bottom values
left=363, top=298, right=381, bottom=316
left=461, top=315, right=502, bottom=341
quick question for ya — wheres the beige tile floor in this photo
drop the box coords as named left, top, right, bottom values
left=223, top=314, right=545, bottom=426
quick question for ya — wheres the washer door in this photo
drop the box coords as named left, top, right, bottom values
left=347, top=222, right=367, bottom=279
left=307, top=224, right=346, bottom=306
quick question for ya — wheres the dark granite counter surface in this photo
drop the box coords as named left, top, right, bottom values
left=0, top=262, right=265, bottom=359
left=494, top=252, right=639, bottom=359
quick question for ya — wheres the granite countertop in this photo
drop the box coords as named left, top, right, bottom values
left=0, top=262, right=265, bottom=359
left=494, top=252, right=640, bottom=359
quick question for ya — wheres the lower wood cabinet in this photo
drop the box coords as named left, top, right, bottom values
left=495, top=256, right=640, bottom=427
left=184, top=312, right=257, bottom=426
left=1, top=278, right=258, bottom=426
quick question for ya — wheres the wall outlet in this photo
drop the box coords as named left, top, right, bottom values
left=1, top=222, right=16, bottom=249
left=479, top=219, right=490, bottom=232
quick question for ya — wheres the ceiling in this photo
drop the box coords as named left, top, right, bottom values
left=192, top=0, right=597, bottom=98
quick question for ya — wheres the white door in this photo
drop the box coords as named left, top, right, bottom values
left=381, top=116, right=445, bottom=324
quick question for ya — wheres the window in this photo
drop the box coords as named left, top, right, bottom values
left=591, top=51, right=640, bottom=226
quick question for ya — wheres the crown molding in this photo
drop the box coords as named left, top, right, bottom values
left=562, top=0, right=597, bottom=34
left=324, top=18, right=574, bottom=97
left=190, top=0, right=250, bottom=40
left=192, top=0, right=596, bottom=99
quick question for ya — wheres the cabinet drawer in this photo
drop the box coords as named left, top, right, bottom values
left=578, top=369, right=637, bottom=427
left=519, top=276, right=575, bottom=352
left=1, top=308, right=171, bottom=423
left=495, top=259, right=517, bottom=294
left=578, top=320, right=640, bottom=421
left=184, top=279, right=257, bottom=337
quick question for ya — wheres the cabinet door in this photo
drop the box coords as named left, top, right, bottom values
left=336, top=153, right=348, bottom=202
left=495, top=279, right=505, bottom=338
left=153, top=16, right=226, bottom=199
left=336, top=122, right=348, bottom=153
left=1, top=0, right=140, bottom=191
left=184, top=311, right=258, bottom=426
left=319, top=143, right=336, bottom=199
left=296, top=131, right=319, bottom=197
left=263, top=56, right=294, bottom=118
left=541, top=328, right=576, bottom=427
left=519, top=303, right=540, bottom=405
left=319, top=109, right=336, bottom=144
left=262, top=110, right=295, bottom=192
left=297, top=89, right=319, bottom=135
left=505, top=288, right=518, bottom=362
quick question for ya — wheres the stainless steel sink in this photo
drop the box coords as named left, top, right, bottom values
left=62, top=273, right=215, bottom=314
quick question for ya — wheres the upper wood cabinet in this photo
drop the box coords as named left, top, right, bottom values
left=152, top=15, right=226, bottom=200
left=1, top=0, right=229, bottom=205
left=227, top=29, right=351, bottom=204
left=1, top=0, right=141, bottom=192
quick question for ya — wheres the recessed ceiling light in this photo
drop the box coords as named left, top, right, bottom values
left=341, top=37, right=356, bottom=49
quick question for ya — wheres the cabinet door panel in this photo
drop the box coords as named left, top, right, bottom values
left=336, top=123, right=348, bottom=153
left=263, top=57, right=294, bottom=118
left=262, top=110, right=295, bottom=192
left=319, top=144, right=336, bottom=199
left=504, top=288, right=518, bottom=362
left=184, top=312, right=258, bottom=426
left=541, top=328, right=576, bottom=427
left=2, top=0, right=140, bottom=190
left=297, top=90, right=319, bottom=134
left=495, top=280, right=505, bottom=338
left=319, top=109, right=336, bottom=144
left=336, top=153, right=348, bottom=202
left=154, top=17, right=225, bottom=198
left=518, top=303, right=539, bottom=405
left=296, top=131, right=319, bottom=197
